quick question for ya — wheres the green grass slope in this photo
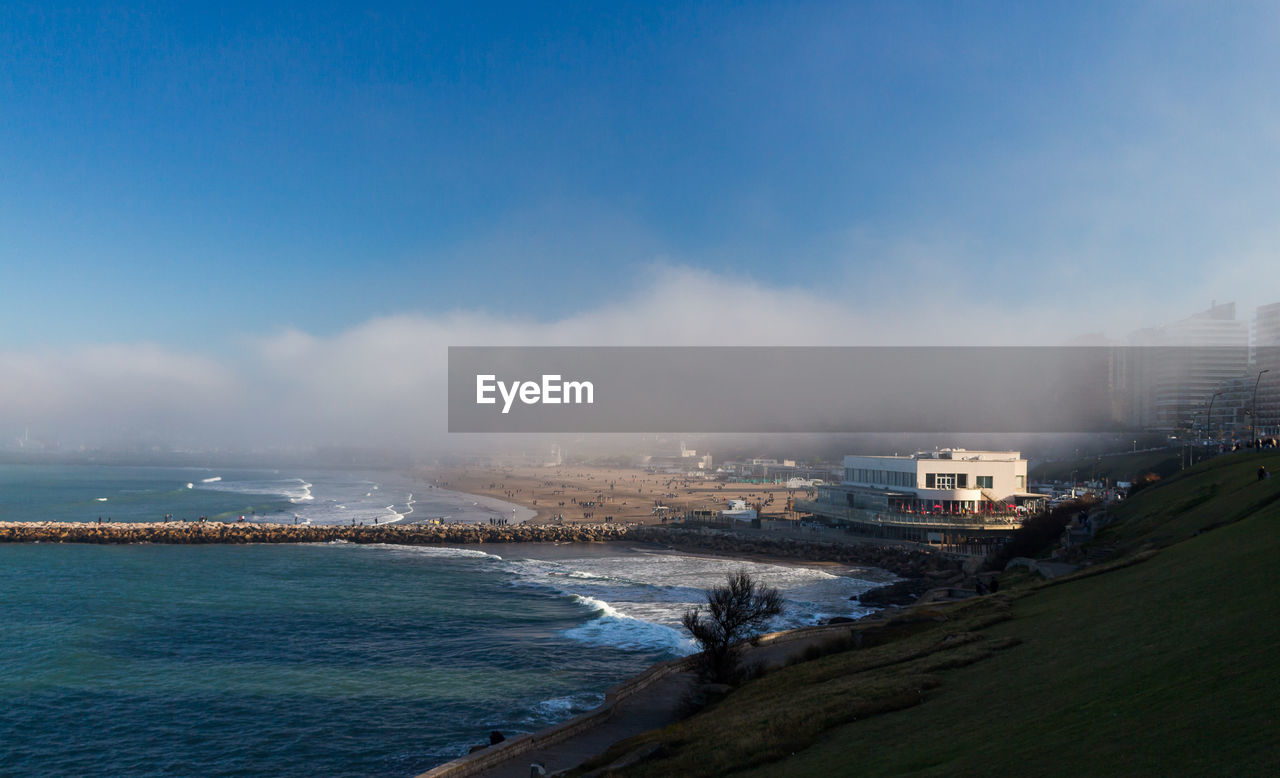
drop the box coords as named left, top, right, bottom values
left=1100, top=451, right=1280, bottom=552
left=590, top=451, right=1280, bottom=777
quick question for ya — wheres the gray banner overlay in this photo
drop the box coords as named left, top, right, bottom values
left=449, top=346, right=1276, bottom=433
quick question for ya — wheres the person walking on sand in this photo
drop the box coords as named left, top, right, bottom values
left=1259, top=465, right=1269, bottom=482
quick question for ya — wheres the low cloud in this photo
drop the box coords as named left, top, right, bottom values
left=0, top=264, right=1242, bottom=451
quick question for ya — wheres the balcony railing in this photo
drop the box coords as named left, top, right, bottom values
left=794, top=500, right=1024, bottom=529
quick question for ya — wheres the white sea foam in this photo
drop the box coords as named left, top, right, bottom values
left=287, top=479, right=313, bottom=503
left=185, top=471, right=563, bottom=527
left=571, top=594, right=626, bottom=619
left=566, top=595, right=696, bottom=654
left=362, top=544, right=504, bottom=561
left=379, top=492, right=415, bottom=524
left=499, top=551, right=883, bottom=656
left=536, top=691, right=605, bottom=716
left=186, top=483, right=194, bottom=489
left=192, top=475, right=311, bottom=503
left=96, top=497, right=108, bottom=502
left=521, top=691, right=607, bottom=726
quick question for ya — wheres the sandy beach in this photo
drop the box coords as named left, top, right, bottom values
left=426, top=464, right=813, bottom=525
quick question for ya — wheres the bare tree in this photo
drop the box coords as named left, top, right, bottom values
left=681, top=571, right=784, bottom=683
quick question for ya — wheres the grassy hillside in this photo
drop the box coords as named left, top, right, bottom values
left=1100, top=451, right=1280, bottom=552
left=582, top=451, right=1280, bottom=777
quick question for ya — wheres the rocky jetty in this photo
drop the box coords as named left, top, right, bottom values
left=0, top=521, right=635, bottom=546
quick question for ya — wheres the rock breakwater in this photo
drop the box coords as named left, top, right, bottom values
left=0, top=521, right=635, bottom=545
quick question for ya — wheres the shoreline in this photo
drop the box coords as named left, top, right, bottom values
left=428, top=486, right=538, bottom=524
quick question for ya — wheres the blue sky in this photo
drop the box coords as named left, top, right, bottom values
left=3, top=1, right=1280, bottom=350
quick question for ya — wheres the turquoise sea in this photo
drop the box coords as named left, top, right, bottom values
left=0, top=465, right=888, bottom=776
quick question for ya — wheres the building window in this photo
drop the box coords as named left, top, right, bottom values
left=934, top=474, right=954, bottom=490
left=976, top=475, right=993, bottom=489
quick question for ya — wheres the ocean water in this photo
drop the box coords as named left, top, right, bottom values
left=0, top=466, right=890, bottom=777
left=0, top=464, right=528, bottom=526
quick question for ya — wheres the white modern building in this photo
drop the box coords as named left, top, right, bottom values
left=795, top=449, right=1048, bottom=552
left=841, top=449, right=1037, bottom=513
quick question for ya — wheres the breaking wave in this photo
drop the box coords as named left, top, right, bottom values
left=501, top=551, right=883, bottom=658
left=564, top=595, right=696, bottom=654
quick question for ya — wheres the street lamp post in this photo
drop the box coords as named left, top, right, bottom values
left=1206, top=390, right=1222, bottom=443
left=1251, top=369, right=1271, bottom=445
left=1204, top=389, right=1224, bottom=458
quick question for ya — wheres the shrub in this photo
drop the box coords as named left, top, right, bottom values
left=682, top=571, right=784, bottom=684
